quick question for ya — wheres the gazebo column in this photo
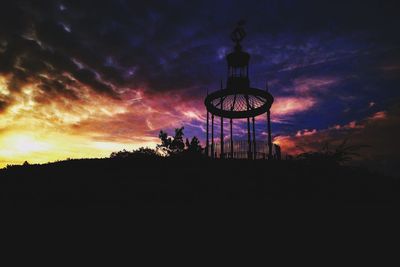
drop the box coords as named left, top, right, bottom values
left=220, top=116, right=224, bottom=159
left=206, top=111, right=209, bottom=157
left=220, top=97, right=224, bottom=159
left=267, top=110, right=272, bottom=159
left=246, top=95, right=252, bottom=160
left=252, top=116, right=256, bottom=160
left=247, top=117, right=251, bottom=160
left=230, top=118, right=233, bottom=159
left=211, top=114, right=215, bottom=159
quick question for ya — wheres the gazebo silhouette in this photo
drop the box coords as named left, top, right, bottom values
left=204, top=22, right=274, bottom=159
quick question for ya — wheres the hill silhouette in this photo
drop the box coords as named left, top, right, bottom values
left=0, top=157, right=398, bottom=207
left=1, top=127, right=398, bottom=207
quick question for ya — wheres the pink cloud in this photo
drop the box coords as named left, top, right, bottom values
left=271, top=96, right=316, bottom=119
left=369, top=111, right=387, bottom=121
left=347, top=121, right=359, bottom=129
left=68, top=88, right=209, bottom=144
left=296, top=129, right=317, bottom=137
left=330, top=120, right=364, bottom=130
left=293, top=76, right=339, bottom=95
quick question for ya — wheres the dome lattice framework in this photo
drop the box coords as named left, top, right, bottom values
left=205, top=88, right=273, bottom=119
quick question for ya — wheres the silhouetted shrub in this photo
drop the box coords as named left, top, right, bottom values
left=297, top=139, right=368, bottom=165
left=110, top=149, right=132, bottom=159
left=110, top=147, right=159, bottom=159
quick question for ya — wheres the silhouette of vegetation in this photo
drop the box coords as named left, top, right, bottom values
left=110, top=147, right=159, bottom=159
left=0, top=129, right=396, bottom=207
left=157, top=127, right=186, bottom=156
left=157, top=127, right=203, bottom=157
left=0, top=156, right=397, bottom=207
left=109, top=127, right=203, bottom=159
left=185, top=136, right=202, bottom=154
left=297, top=139, right=369, bottom=165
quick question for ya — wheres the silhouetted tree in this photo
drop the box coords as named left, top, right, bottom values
left=109, top=127, right=203, bottom=159
left=157, top=127, right=204, bottom=157
left=157, top=127, right=185, bottom=156
left=171, top=127, right=185, bottom=153
left=185, top=136, right=202, bottom=154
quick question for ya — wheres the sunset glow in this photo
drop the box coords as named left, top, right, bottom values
left=1, top=1, right=399, bottom=168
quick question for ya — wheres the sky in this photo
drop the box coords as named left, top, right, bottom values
left=0, top=0, right=399, bottom=171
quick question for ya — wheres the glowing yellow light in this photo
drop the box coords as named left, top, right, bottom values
left=0, top=81, right=155, bottom=168
left=14, top=135, right=51, bottom=153
left=23, top=87, right=33, bottom=96
left=0, top=133, right=52, bottom=157
left=91, top=141, right=126, bottom=151
left=0, top=128, right=159, bottom=168
left=0, top=76, right=9, bottom=96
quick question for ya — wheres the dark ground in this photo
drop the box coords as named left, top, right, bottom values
left=0, top=158, right=398, bottom=207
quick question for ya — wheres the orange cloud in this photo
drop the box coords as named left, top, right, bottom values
left=1, top=75, right=321, bottom=168
left=273, top=135, right=304, bottom=155
left=0, top=75, right=165, bottom=167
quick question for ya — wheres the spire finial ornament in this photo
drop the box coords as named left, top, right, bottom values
left=230, top=20, right=246, bottom=47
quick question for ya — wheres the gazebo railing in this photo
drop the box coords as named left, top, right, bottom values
left=206, top=140, right=278, bottom=159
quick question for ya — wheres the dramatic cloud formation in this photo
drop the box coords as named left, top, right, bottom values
left=274, top=105, right=400, bottom=175
left=0, top=0, right=399, bottom=169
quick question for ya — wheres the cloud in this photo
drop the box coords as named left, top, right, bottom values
left=0, top=100, right=8, bottom=113
left=296, top=129, right=317, bottom=137
left=292, top=76, right=339, bottom=95
left=272, top=105, right=400, bottom=175
left=369, top=111, right=387, bottom=121
left=271, top=96, right=316, bottom=119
